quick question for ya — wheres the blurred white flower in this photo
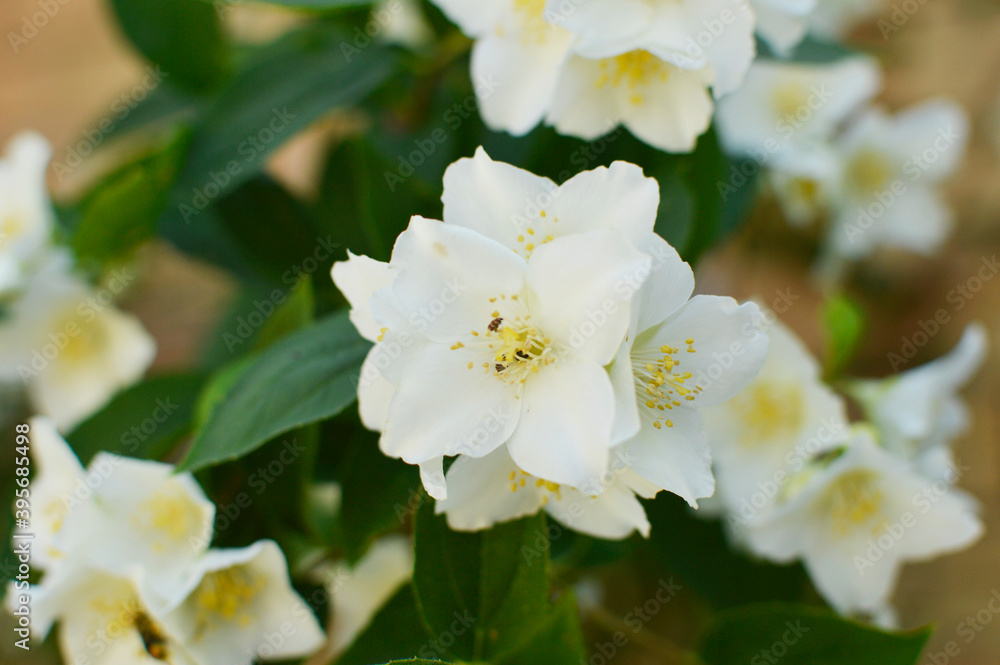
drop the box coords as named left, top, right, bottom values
left=848, top=323, right=987, bottom=480
left=766, top=143, right=841, bottom=227
left=0, top=250, right=157, bottom=430
left=376, top=0, right=434, bottom=50
left=429, top=0, right=575, bottom=135
left=751, top=0, right=817, bottom=55
left=52, top=453, right=216, bottom=608
left=27, top=567, right=196, bottom=665
left=744, top=428, right=983, bottom=616
left=325, top=535, right=413, bottom=656
left=21, top=416, right=86, bottom=569
left=161, top=540, right=326, bottom=665
left=437, top=445, right=656, bottom=539
left=0, top=131, right=54, bottom=295
left=715, top=57, right=881, bottom=161
left=808, top=0, right=882, bottom=41
left=702, top=316, right=848, bottom=524
left=826, top=99, right=969, bottom=261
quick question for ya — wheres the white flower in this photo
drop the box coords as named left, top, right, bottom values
left=744, top=428, right=983, bottom=615
left=436, top=444, right=656, bottom=539
left=336, top=149, right=661, bottom=494
left=715, top=57, right=881, bottom=161
left=766, top=143, right=841, bottom=227
left=608, top=282, right=769, bottom=506
left=0, top=131, right=53, bottom=295
left=701, top=316, right=848, bottom=522
left=376, top=0, right=434, bottom=50
left=429, top=0, right=574, bottom=135
left=52, top=453, right=216, bottom=608
left=324, top=535, right=413, bottom=657
left=376, top=217, right=650, bottom=490
left=827, top=99, right=969, bottom=260
left=429, top=0, right=755, bottom=151
left=21, top=416, right=86, bottom=570
left=0, top=250, right=157, bottom=430
left=27, top=567, right=197, bottom=665
left=545, top=0, right=756, bottom=96
left=808, top=0, right=882, bottom=41
left=848, top=324, right=987, bottom=479
left=161, top=540, right=326, bottom=665
left=751, top=0, right=817, bottom=56
left=544, top=0, right=755, bottom=152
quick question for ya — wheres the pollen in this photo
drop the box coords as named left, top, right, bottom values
left=634, top=337, right=701, bottom=431
left=846, top=148, right=895, bottom=197
left=596, top=50, right=670, bottom=93
left=826, top=470, right=885, bottom=537
left=377, top=327, right=388, bottom=343
left=196, top=567, right=263, bottom=622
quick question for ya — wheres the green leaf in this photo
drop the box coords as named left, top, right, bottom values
left=65, top=373, right=208, bottom=466
left=254, top=276, right=315, bottom=351
left=644, top=493, right=808, bottom=609
left=72, top=134, right=188, bottom=267
left=165, top=25, right=396, bottom=216
left=336, top=586, right=442, bottom=665
left=413, top=504, right=585, bottom=664
left=821, top=294, right=866, bottom=380
left=700, top=603, right=931, bottom=665
left=178, top=311, right=369, bottom=472
left=109, top=0, right=231, bottom=92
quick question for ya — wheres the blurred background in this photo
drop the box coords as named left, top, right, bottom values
left=1, top=0, right=999, bottom=663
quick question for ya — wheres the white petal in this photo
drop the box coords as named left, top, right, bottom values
left=527, top=230, right=650, bottom=365
left=390, top=216, right=527, bottom=342
left=507, top=358, right=615, bottom=490
left=25, top=416, right=85, bottom=568
left=471, top=32, right=573, bottom=135
left=547, top=55, right=624, bottom=142
left=546, top=482, right=651, bottom=540
left=633, top=234, right=695, bottom=333
left=332, top=252, right=394, bottom=342
left=380, top=342, right=521, bottom=463
left=624, top=402, right=714, bottom=507
left=327, top=535, right=413, bottom=656
left=642, top=296, right=768, bottom=406
left=617, top=65, right=715, bottom=153
left=441, top=147, right=559, bottom=252
left=420, top=456, right=448, bottom=500
left=436, top=446, right=545, bottom=531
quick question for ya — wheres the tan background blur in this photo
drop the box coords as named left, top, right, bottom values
left=1, top=0, right=999, bottom=663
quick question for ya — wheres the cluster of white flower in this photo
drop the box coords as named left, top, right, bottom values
left=425, top=0, right=881, bottom=152
left=334, top=148, right=768, bottom=539
left=0, top=132, right=156, bottom=431
left=715, top=57, right=969, bottom=275
left=7, top=417, right=326, bottom=665
left=703, top=315, right=985, bottom=623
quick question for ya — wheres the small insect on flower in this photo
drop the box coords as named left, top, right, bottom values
left=488, top=317, right=503, bottom=332
left=134, top=611, right=169, bottom=660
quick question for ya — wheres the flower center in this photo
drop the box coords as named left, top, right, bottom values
left=509, top=469, right=562, bottom=505
left=731, top=381, right=804, bottom=447
left=632, top=338, right=701, bottom=430
left=133, top=484, right=202, bottom=553
left=771, top=82, right=811, bottom=119
left=846, top=149, right=895, bottom=197
left=0, top=213, right=25, bottom=242
left=196, top=566, right=264, bottom=623
left=596, top=51, right=670, bottom=106
left=458, top=295, right=556, bottom=385
left=825, top=470, right=884, bottom=536
left=51, top=311, right=108, bottom=365
left=510, top=0, right=554, bottom=44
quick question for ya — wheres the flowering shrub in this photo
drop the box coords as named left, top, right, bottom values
left=0, top=1, right=988, bottom=664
